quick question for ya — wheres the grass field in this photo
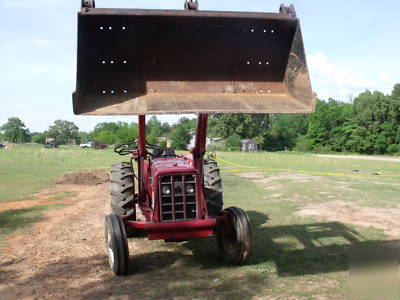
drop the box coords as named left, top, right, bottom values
left=0, top=145, right=399, bottom=298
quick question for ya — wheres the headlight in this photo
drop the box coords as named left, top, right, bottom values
left=186, top=184, right=195, bottom=194
left=162, top=185, right=171, bottom=195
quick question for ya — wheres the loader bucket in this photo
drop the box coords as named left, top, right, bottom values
left=73, top=7, right=315, bottom=115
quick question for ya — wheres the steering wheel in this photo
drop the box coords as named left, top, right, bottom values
left=114, top=142, right=137, bottom=155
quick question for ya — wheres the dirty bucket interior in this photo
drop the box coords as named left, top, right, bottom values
left=73, top=7, right=315, bottom=115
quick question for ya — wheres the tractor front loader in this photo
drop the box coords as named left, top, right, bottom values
left=73, top=0, right=315, bottom=275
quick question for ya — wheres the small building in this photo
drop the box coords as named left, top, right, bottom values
left=241, top=140, right=261, bottom=152
left=187, top=131, right=223, bottom=150
left=158, top=137, right=173, bottom=147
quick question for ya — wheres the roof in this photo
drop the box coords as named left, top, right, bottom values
left=241, top=139, right=258, bottom=144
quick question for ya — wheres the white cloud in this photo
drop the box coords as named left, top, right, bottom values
left=32, top=39, right=50, bottom=47
left=307, top=52, right=396, bottom=101
left=308, top=52, right=371, bottom=100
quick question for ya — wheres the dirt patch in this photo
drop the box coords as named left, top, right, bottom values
left=55, top=170, right=109, bottom=185
left=236, top=172, right=264, bottom=179
left=237, top=172, right=318, bottom=191
left=0, top=184, right=111, bottom=299
left=297, top=200, right=400, bottom=237
left=237, top=172, right=317, bottom=183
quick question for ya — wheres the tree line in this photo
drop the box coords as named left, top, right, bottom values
left=0, top=116, right=195, bottom=150
left=1, top=84, right=399, bottom=155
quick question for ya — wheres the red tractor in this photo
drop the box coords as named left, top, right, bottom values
left=73, top=0, right=315, bottom=275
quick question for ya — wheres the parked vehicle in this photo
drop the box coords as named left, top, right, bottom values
left=44, top=138, right=58, bottom=148
left=79, top=141, right=92, bottom=148
left=80, top=141, right=107, bottom=149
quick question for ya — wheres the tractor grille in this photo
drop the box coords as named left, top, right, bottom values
left=159, top=175, right=197, bottom=222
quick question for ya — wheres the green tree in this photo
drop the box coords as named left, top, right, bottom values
left=209, top=114, right=269, bottom=140
left=115, top=122, right=138, bottom=143
left=92, top=122, right=121, bottom=137
left=171, top=118, right=192, bottom=150
left=92, top=121, right=138, bottom=144
left=94, top=130, right=116, bottom=144
left=78, top=131, right=91, bottom=144
left=47, top=120, right=79, bottom=145
left=0, top=117, right=31, bottom=143
left=146, top=117, right=165, bottom=144
left=31, top=132, right=47, bottom=144
left=171, top=127, right=190, bottom=150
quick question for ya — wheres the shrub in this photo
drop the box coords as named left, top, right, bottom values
left=387, top=144, right=400, bottom=155
left=294, top=136, right=314, bottom=152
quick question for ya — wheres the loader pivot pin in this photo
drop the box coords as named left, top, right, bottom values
left=81, top=0, right=95, bottom=9
left=279, top=4, right=297, bottom=18
left=184, top=0, right=199, bottom=10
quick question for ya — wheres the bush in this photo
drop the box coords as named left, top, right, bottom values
left=207, top=144, right=225, bottom=152
left=313, top=145, right=333, bottom=153
left=294, top=136, right=314, bottom=152
left=225, top=134, right=241, bottom=149
left=387, top=144, right=400, bottom=155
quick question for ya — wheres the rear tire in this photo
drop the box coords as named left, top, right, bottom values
left=105, top=214, right=129, bottom=275
left=203, top=159, right=223, bottom=217
left=217, top=207, right=252, bottom=265
left=110, top=162, right=136, bottom=218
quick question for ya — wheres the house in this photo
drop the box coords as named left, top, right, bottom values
left=241, top=140, right=261, bottom=152
left=187, top=131, right=223, bottom=149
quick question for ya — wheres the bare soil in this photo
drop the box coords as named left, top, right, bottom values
left=297, top=200, right=400, bottom=238
left=237, top=172, right=316, bottom=183
left=55, top=170, right=109, bottom=185
left=237, top=172, right=317, bottom=191
left=0, top=183, right=114, bottom=299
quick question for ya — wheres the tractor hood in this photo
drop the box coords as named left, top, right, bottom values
left=151, top=157, right=198, bottom=178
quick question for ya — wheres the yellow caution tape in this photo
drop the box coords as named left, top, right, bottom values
left=216, top=157, right=400, bottom=178
left=81, top=156, right=400, bottom=179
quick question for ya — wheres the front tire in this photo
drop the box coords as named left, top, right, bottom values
left=105, top=214, right=129, bottom=275
left=217, top=207, right=252, bottom=265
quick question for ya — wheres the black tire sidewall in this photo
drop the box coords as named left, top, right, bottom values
left=217, top=207, right=252, bottom=265
left=105, top=214, right=129, bottom=275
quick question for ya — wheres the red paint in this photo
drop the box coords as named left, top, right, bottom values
left=148, top=230, right=214, bottom=240
left=145, top=218, right=216, bottom=232
left=150, top=157, right=198, bottom=178
left=125, top=219, right=217, bottom=240
left=130, top=114, right=214, bottom=240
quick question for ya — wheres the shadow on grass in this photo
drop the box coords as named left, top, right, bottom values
left=183, top=210, right=399, bottom=277
left=247, top=211, right=399, bottom=276
left=0, top=204, right=65, bottom=242
left=2, top=210, right=398, bottom=299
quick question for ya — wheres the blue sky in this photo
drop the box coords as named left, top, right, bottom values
left=1, top=0, right=399, bottom=132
